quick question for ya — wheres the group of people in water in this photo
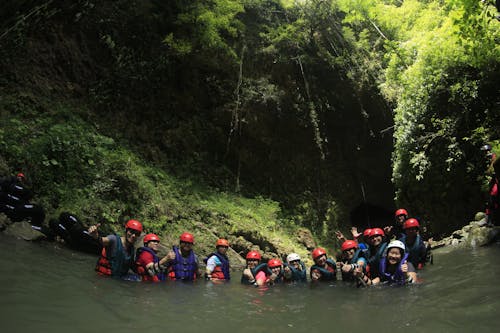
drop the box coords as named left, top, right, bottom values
left=85, top=207, right=429, bottom=286
left=2, top=143, right=498, bottom=287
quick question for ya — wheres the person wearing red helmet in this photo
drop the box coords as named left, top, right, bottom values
left=88, top=219, right=143, bottom=279
left=399, top=218, right=427, bottom=269
left=136, top=233, right=171, bottom=282
left=337, top=240, right=367, bottom=283
left=366, top=228, right=388, bottom=278
left=204, top=238, right=231, bottom=281
left=241, top=250, right=262, bottom=285
left=310, top=247, right=337, bottom=282
left=165, top=232, right=201, bottom=281
left=384, top=208, right=408, bottom=240
left=255, top=258, right=284, bottom=286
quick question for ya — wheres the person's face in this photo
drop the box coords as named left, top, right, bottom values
left=217, top=245, right=228, bottom=255
left=147, top=240, right=160, bottom=252
left=126, top=228, right=141, bottom=244
left=270, top=266, right=281, bottom=274
left=288, top=260, right=300, bottom=269
left=314, top=254, right=327, bottom=266
left=396, top=215, right=406, bottom=225
left=370, top=235, right=382, bottom=247
left=343, top=248, right=356, bottom=260
left=387, top=248, right=402, bottom=265
left=405, top=227, right=419, bottom=236
left=246, top=259, right=259, bottom=269
left=180, top=241, right=193, bottom=252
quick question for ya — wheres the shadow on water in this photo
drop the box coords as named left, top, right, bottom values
left=1, top=234, right=499, bottom=333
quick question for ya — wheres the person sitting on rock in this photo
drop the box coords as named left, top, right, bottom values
left=0, top=172, right=45, bottom=227
left=0, top=172, right=33, bottom=201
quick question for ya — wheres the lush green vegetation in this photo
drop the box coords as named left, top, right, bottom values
left=1, top=0, right=498, bottom=250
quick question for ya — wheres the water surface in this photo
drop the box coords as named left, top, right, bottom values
left=1, top=234, right=499, bottom=333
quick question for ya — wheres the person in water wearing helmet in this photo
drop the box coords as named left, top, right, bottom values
left=337, top=240, right=367, bottom=283
left=384, top=208, right=408, bottom=240
left=136, top=233, right=171, bottom=282
left=89, top=219, right=143, bottom=279
left=205, top=238, right=231, bottom=281
left=310, top=247, right=337, bottom=282
left=241, top=250, right=262, bottom=285
left=357, top=240, right=417, bottom=286
left=255, top=258, right=284, bottom=286
left=366, top=228, right=388, bottom=278
left=283, top=253, right=307, bottom=282
left=399, top=218, right=427, bottom=269
left=165, top=232, right=201, bottom=281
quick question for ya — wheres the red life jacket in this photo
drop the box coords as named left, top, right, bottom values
left=211, top=266, right=225, bottom=280
left=135, top=248, right=161, bottom=282
left=95, top=248, right=112, bottom=276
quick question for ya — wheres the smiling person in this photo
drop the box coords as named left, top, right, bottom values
left=165, top=232, right=201, bottom=281
left=136, top=233, right=170, bottom=282
left=337, top=240, right=367, bottom=283
left=254, top=258, right=285, bottom=286
left=283, top=253, right=307, bottom=283
left=89, top=219, right=143, bottom=279
left=310, top=247, right=337, bottom=282
left=241, top=251, right=262, bottom=285
left=366, top=228, right=388, bottom=278
left=357, top=240, right=417, bottom=286
left=204, top=238, right=231, bottom=281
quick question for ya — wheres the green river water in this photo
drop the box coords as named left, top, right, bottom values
left=1, top=233, right=499, bottom=333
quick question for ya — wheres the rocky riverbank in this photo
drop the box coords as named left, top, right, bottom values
left=430, top=212, right=500, bottom=250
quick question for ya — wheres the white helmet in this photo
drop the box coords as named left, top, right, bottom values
left=387, top=240, right=405, bottom=253
left=286, top=253, right=301, bottom=263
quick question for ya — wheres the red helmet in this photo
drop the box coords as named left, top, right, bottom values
left=341, top=240, right=358, bottom=252
left=216, top=238, right=229, bottom=247
left=143, top=233, right=160, bottom=244
left=312, top=247, right=327, bottom=260
left=125, top=219, right=143, bottom=233
left=16, top=172, right=25, bottom=179
left=369, top=228, right=385, bottom=238
left=403, top=218, right=420, bottom=229
left=246, top=251, right=261, bottom=260
left=395, top=208, right=408, bottom=217
left=363, top=228, right=372, bottom=237
left=180, top=232, right=194, bottom=244
left=267, top=258, right=282, bottom=268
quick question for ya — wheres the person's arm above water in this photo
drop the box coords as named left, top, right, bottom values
left=88, top=224, right=111, bottom=247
